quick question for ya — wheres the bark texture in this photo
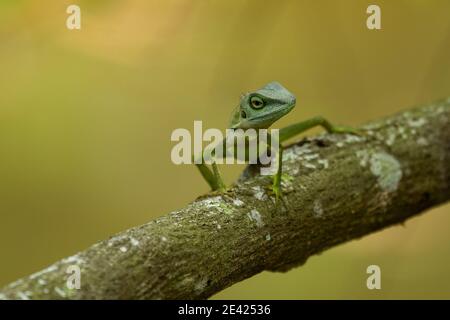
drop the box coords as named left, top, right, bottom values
left=1, top=98, right=449, bottom=300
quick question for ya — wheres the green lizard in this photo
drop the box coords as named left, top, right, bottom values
left=195, top=81, right=358, bottom=201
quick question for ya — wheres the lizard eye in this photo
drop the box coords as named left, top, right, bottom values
left=250, top=96, right=264, bottom=109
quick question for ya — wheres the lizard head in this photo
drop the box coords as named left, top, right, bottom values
left=229, top=81, right=296, bottom=129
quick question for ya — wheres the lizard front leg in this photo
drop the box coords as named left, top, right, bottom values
left=272, top=145, right=284, bottom=204
left=270, top=117, right=359, bottom=201
left=279, top=116, right=359, bottom=143
left=195, top=162, right=223, bottom=191
left=258, top=134, right=284, bottom=205
left=210, top=161, right=227, bottom=192
left=194, top=140, right=227, bottom=192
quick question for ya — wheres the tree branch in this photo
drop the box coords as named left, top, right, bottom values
left=1, top=98, right=449, bottom=300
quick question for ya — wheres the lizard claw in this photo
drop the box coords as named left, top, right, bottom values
left=264, top=183, right=283, bottom=212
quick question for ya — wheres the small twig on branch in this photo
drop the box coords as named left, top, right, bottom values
left=1, top=98, right=449, bottom=300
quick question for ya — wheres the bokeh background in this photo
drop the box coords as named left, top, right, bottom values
left=1, top=0, right=449, bottom=299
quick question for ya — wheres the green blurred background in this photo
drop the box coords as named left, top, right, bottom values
left=1, top=0, right=449, bottom=299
